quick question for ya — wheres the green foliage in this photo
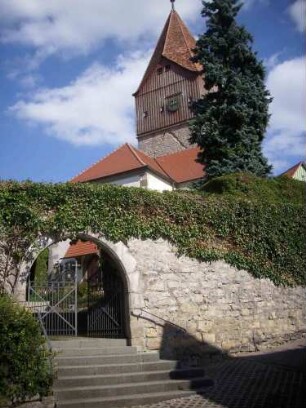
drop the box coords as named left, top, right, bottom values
left=190, top=0, right=272, bottom=179
left=32, top=248, right=49, bottom=285
left=201, top=173, right=305, bottom=205
left=77, top=281, right=89, bottom=308
left=0, top=294, right=53, bottom=403
left=0, top=180, right=305, bottom=287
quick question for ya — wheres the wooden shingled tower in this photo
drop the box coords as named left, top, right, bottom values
left=134, top=1, right=203, bottom=158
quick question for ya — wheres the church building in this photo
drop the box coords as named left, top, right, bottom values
left=71, top=2, right=205, bottom=191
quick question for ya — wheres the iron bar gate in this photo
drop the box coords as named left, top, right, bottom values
left=27, top=257, right=125, bottom=338
left=86, top=266, right=125, bottom=338
left=27, top=282, right=78, bottom=336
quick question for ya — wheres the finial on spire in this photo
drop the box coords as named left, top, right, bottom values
left=170, top=0, right=175, bottom=11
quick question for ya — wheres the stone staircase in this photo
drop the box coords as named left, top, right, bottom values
left=52, top=338, right=213, bottom=408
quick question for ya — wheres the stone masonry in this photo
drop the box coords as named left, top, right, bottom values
left=127, top=239, right=306, bottom=362
left=138, top=124, right=191, bottom=157
left=14, top=235, right=306, bottom=363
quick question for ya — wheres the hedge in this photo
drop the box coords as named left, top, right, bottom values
left=0, top=174, right=305, bottom=287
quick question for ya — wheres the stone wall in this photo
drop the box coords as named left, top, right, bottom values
left=10, top=235, right=306, bottom=364
left=128, top=239, right=306, bottom=362
left=138, top=124, right=191, bottom=157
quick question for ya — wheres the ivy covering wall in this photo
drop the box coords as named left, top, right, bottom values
left=0, top=174, right=305, bottom=287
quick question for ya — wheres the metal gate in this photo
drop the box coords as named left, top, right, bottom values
left=27, top=281, right=78, bottom=336
left=86, top=265, right=125, bottom=338
left=27, top=257, right=125, bottom=338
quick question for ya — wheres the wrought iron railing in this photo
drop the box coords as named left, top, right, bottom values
left=132, top=308, right=187, bottom=333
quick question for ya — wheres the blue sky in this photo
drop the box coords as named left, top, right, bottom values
left=0, top=0, right=305, bottom=182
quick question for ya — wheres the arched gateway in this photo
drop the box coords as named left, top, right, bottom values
left=16, top=234, right=144, bottom=343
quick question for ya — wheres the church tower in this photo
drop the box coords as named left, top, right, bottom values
left=134, top=1, right=204, bottom=158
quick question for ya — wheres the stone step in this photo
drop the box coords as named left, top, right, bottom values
left=56, top=389, right=210, bottom=408
left=54, top=346, right=138, bottom=356
left=55, top=352, right=159, bottom=367
left=56, top=360, right=178, bottom=377
left=55, top=368, right=206, bottom=388
left=51, top=339, right=214, bottom=408
left=51, top=338, right=128, bottom=349
left=54, top=378, right=212, bottom=400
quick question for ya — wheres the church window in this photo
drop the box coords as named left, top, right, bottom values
left=157, top=67, right=163, bottom=75
left=165, top=64, right=171, bottom=72
left=143, top=110, right=148, bottom=118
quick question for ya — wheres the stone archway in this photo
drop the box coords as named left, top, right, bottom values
left=15, top=233, right=146, bottom=347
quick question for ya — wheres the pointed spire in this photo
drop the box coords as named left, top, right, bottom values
left=134, top=6, right=201, bottom=95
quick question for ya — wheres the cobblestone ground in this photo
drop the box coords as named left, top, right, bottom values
left=127, top=357, right=305, bottom=408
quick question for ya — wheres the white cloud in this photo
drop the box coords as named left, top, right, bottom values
left=0, top=0, right=201, bottom=56
left=266, top=57, right=305, bottom=133
left=263, top=52, right=282, bottom=70
left=264, top=129, right=305, bottom=173
left=288, top=0, right=306, bottom=32
left=9, top=52, right=151, bottom=147
left=19, top=74, right=41, bottom=89
left=264, top=56, right=306, bottom=173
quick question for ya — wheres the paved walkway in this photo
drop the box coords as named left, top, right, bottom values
left=128, top=338, right=306, bottom=408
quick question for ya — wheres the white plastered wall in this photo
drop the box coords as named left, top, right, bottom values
left=48, top=240, right=70, bottom=272
left=146, top=172, right=173, bottom=191
left=93, top=174, right=141, bottom=188
left=92, top=171, right=173, bottom=192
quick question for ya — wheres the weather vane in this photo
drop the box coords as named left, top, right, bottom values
left=170, top=0, right=175, bottom=11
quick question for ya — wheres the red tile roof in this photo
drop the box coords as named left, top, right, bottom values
left=129, top=144, right=170, bottom=179
left=280, top=161, right=304, bottom=178
left=163, top=10, right=200, bottom=72
left=64, top=241, right=99, bottom=259
left=71, top=144, right=204, bottom=186
left=156, top=147, right=203, bottom=183
left=134, top=9, right=201, bottom=95
left=71, top=144, right=169, bottom=183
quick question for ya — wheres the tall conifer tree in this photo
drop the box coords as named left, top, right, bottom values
left=190, top=0, right=272, bottom=180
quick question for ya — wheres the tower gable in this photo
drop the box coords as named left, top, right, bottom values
left=134, top=10, right=201, bottom=96
left=135, top=59, right=203, bottom=146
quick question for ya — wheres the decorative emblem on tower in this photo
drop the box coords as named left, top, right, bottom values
left=166, top=94, right=181, bottom=112
left=170, top=0, right=176, bottom=10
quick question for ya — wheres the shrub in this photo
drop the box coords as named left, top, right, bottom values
left=0, top=295, right=53, bottom=404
